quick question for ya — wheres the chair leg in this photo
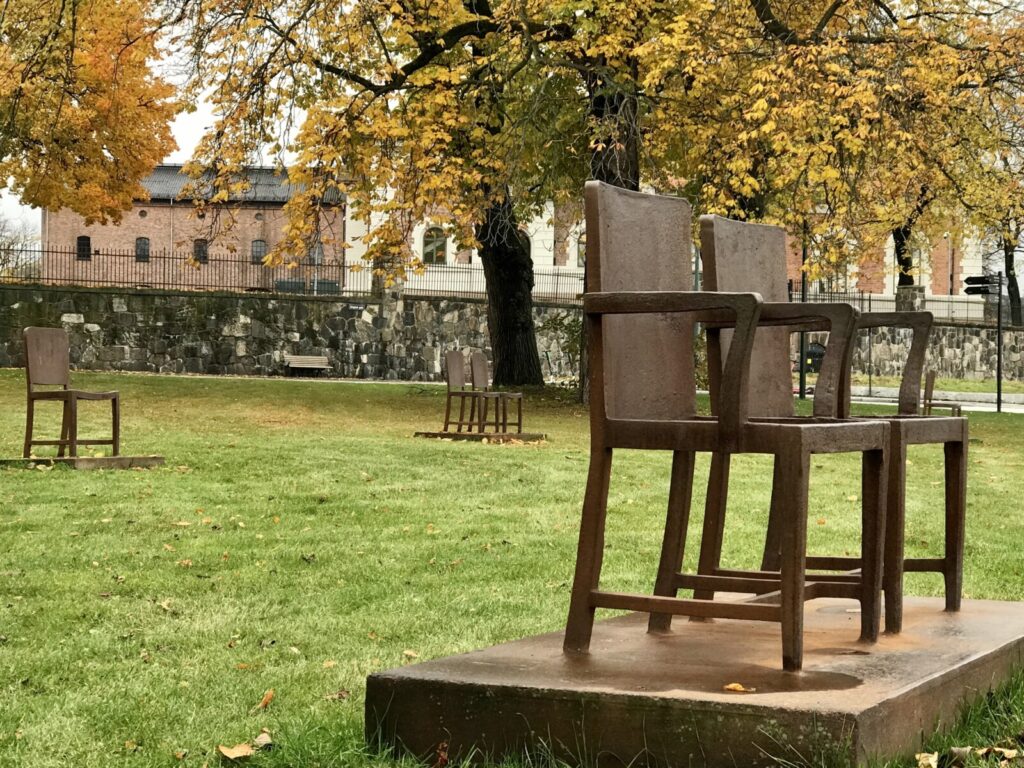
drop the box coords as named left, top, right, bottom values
left=779, top=447, right=809, bottom=672
left=58, top=401, right=70, bottom=458
left=883, top=429, right=907, bottom=634
left=516, top=398, right=523, bottom=433
left=443, top=393, right=453, bottom=431
left=478, top=397, right=487, bottom=433
left=457, top=395, right=467, bottom=433
left=761, top=457, right=786, bottom=572
left=23, top=398, right=34, bottom=458
left=649, top=451, right=696, bottom=632
left=112, top=397, right=121, bottom=456
left=564, top=446, right=614, bottom=654
left=68, top=396, right=79, bottom=458
left=861, top=446, right=886, bottom=643
left=468, top=396, right=476, bottom=431
left=501, top=397, right=508, bottom=433
left=944, top=434, right=967, bottom=613
left=693, top=453, right=731, bottom=601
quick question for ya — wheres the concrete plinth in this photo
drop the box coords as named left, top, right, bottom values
left=414, top=431, right=546, bottom=443
left=0, top=455, right=165, bottom=470
left=366, top=598, right=1024, bottom=767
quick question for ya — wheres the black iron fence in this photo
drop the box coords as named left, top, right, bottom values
left=0, top=248, right=586, bottom=305
left=793, top=288, right=992, bottom=324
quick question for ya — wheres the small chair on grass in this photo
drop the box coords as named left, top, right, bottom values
left=470, top=351, right=523, bottom=434
left=443, top=350, right=483, bottom=433
left=922, top=370, right=963, bottom=416
left=23, top=327, right=120, bottom=458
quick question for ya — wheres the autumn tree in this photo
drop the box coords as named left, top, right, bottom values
left=642, top=0, right=1024, bottom=286
left=0, top=0, right=178, bottom=222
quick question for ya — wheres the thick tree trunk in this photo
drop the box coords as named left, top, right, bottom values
left=1004, top=237, right=1022, bottom=326
left=476, top=194, right=544, bottom=386
left=893, top=222, right=915, bottom=287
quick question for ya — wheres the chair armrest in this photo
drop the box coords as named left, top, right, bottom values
left=853, top=311, right=933, bottom=415
left=759, top=303, right=859, bottom=418
left=585, top=291, right=763, bottom=449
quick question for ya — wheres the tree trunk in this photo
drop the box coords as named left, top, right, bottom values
left=476, top=194, right=544, bottom=386
left=1004, top=236, right=1022, bottom=326
left=893, top=222, right=915, bottom=287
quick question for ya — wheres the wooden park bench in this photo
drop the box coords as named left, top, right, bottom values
left=283, top=353, right=331, bottom=377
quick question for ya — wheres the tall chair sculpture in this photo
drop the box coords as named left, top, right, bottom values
left=564, top=182, right=890, bottom=671
left=697, top=215, right=967, bottom=633
left=23, top=327, right=120, bottom=458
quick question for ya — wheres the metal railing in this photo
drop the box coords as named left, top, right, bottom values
left=0, top=248, right=585, bottom=305
left=793, top=288, right=992, bottom=324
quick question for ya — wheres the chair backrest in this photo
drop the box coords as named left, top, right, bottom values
left=469, top=351, right=490, bottom=391
left=699, top=215, right=794, bottom=418
left=585, top=181, right=696, bottom=420
left=445, top=350, right=467, bottom=390
left=24, top=327, right=71, bottom=389
left=922, top=369, right=937, bottom=413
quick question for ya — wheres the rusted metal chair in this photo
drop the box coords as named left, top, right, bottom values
left=698, top=215, right=967, bottom=634
left=469, top=351, right=523, bottom=434
left=23, top=327, right=120, bottom=458
left=443, top=350, right=484, bottom=433
left=564, top=182, right=889, bottom=671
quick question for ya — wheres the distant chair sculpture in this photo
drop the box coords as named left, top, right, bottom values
left=443, top=350, right=484, bottom=433
left=564, top=181, right=890, bottom=671
left=698, top=215, right=967, bottom=633
left=23, top=327, right=120, bottom=458
left=922, top=370, right=963, bottom=416
left=470, top=351, right=523, bottom=434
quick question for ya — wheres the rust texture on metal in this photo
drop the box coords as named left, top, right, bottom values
left=23, top=326, right=121, bottom=459
left=699, top=215, right=967, bottom=634
left=564, top=182, right=891, bottom=671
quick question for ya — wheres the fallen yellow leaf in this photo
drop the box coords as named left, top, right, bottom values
left=722, top=682, right=756, bottom=693
left=218, top=743, right=254, bottom=760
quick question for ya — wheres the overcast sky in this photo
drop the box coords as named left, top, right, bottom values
left=1, top=100, right=214, bottom=235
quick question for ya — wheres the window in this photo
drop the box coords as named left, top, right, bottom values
left=76, top=236, right=91, bottom=261
left=422, top=227, right=446, bottom=265
left=251, top=239, right=268, bottom=264
left=577, top=234, right=586, bottom=268
left=192, top=238, right=209, bottom=264
left=135, top=237, right=150, bottom=262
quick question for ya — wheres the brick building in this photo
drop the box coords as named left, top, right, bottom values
left=41, top=165, right=346, bottom=294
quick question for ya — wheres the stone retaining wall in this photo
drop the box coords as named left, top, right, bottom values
left=0, top=286, right=579, bottom=381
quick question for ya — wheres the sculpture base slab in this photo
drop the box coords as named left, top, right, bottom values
left=413, top=431, right=546, bottom=443
left=366, top=598, right=1024, bottom=767
left=0, top=455, right=165, bottom=470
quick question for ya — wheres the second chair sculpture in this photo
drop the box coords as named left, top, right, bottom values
left=23, top=326, right=120, bottom=458
left=563, top=182, right=890, bottom=671
left=469, top=351, right=523, bottom=434
left=697, top=215, right=968, bottom=633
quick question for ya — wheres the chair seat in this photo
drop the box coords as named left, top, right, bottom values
left=846, top=414, right=967, bottom=445
left=605, top=416, right=889, bottom=454
left=30, top=389, right=119, bottom=401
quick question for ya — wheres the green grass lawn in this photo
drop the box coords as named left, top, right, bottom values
left=1, top=370, right=1023, bottom=768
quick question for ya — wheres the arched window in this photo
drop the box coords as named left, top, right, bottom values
left=251, top=239, right=268, bottom=264
left=422, top=227, right=446, bottom=264
left=192, top=239, right=209, bottom=264
left=518, top=228, right=532, bottom=259
left=576, top=234, right=586, bottom=268
left=76, top=236, right=92, bottom=261
left=135, top=237, right=150, bottom=262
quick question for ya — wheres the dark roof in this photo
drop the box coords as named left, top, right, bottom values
left=140, top=165, right=343, bottom=206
